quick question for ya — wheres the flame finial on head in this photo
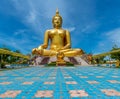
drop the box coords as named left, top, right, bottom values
left=56, top=8, right=59, bottom=16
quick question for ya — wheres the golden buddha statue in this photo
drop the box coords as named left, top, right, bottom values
left=32, top=9, right=84, bottom=57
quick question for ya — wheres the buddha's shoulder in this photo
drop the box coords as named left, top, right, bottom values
left=60, top=28, right=69, bottom=31
left=60, top=29, right=70, bottom=33
left=45, top=29, right=54, bottom=33
left=45, top=29, right=51, bottom=33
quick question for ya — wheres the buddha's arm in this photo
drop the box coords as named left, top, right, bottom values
left=62, top=30, right=71, bottom=49
left=38, top=30, right=49, bottom=49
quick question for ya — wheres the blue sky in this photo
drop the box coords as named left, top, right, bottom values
left=0, top=0, right=120, bottom=55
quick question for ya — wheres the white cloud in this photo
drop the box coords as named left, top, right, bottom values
left=93, top=41, right=108, bottom=53
left=80, top=21, right=99, bottom=33
left=106, top=28, right=120, bottom=46
left=81, top=25, right=91, bottom=33
left=65, top=27, right=76, bottom=32
left=11, top=0, right=45, bottom=34
left=14, top=29, right=27, bottom=35
left=11, top=0, right=67, bottom=34
left=93, top=28, right=120, bottom=54
left=0, top=31, right=39, bottom=54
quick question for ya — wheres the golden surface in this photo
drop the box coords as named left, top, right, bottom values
left=32, top=9, right=84, bottom=57
left=116, top=60, right=120, bottom=68
left=56, top=52, right=66, bottom=65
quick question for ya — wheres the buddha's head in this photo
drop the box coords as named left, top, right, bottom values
left=52, top=9, right=62, bottom=28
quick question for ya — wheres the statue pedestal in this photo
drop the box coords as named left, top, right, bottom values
left=56, top=61, right=66, bottom=66
left=33, top=55, right=90, bottom=66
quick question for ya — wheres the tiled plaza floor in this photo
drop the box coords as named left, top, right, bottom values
left=0, top=66, right=120, bottom=99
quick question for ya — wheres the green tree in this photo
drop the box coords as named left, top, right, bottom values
left=14, top=50, right=21, bottom=62
left=98, top=56, right=105, bottom=64
left=14, top=50, right=21, bottom=53
left=110, top=45, right=120, bottom=60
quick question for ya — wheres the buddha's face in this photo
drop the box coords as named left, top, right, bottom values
left=52, top=16, right=62, bottom=28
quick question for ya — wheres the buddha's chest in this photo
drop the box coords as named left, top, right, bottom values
left=49, top=30, right=66, bottom=39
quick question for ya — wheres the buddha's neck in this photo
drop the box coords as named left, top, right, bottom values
left=55, top=27, right=61, bottom=29
left=53, top=24, right=62, bottom=29
left=54, top=26, right=61, bottom=29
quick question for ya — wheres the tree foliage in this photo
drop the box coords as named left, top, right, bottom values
left=14, top=50, right=21, bottom=53
left=0, top=45, right=29, bottom=68
left=110, top=45, right=120, bottom=60
left=95, top=56, right=105, bottom=64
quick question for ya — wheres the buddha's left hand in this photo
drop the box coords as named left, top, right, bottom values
left=57, top=48, right=64, bottom=51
